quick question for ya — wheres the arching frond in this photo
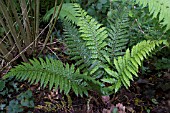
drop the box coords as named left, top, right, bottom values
left=3, top=58, right=101, bottom=96
left=113, top=40, right=167, bottom=92
left=101, top=40, right=168, bottom=93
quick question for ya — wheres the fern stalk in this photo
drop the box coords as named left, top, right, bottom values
left=34, top=0, right=40, bottom=48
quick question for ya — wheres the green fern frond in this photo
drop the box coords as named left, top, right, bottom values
left=3, top=58, right=100, bottom=96
left=135, top=0, right=170, bottom=31
left=78, top=16, right=108, bottom=59
left=76, top=6, right=108, bottom=75
left=101, top=40, right=168, bottom=93
left=63, top=4, right=109, bottom=77
left=107, top=7, right=129, bottom=60
left=113, top=40, right=167, bottom=92
left=43, top=3, right=79, bottom=23
left=76, top=4, right=108, bottom=61
left=63, top=20, right=91, bottom=71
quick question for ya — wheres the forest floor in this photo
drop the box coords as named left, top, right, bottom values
left=1, top=64, right=169, bottom=113
left=31, top=70, right=170, bottom=113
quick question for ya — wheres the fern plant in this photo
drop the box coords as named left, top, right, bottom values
left=62, top=3, right=168, bottom=92
left=4, top=3, right=169, bottom=95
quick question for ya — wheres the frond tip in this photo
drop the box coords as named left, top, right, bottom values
left=113, top=40, right=167, bottom=91
left=3, top=58, right=95, bottom=96
left=101, top=40, right=168, bottom=93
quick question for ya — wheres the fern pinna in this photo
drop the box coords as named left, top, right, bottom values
left=3, top=58, right=102, bottom=96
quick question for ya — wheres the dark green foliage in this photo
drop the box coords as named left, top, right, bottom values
left=0, top=80, right=5, bottom=91
left=5, top=90, right=34, bottom=113
left=0, top=78, right=34, bottom=112
left=64, top=0, right=79, bottom=3
left=7, top=100, right=24, bottom=113
left=80, top=0, right=110, bottom=23
left=0, top=78, right=19, bottom=111
left=154, top=57, right=170, bottom=70
left=134, top=0, right=170, bottom=31
left=17, top=90, right=34, bottom=108
left=0, top=77, right=19, bottom=96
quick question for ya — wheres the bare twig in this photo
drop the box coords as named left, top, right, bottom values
left=0, top=18, right=55, bottom=71
left=38, top=0, right=64, bottom=56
